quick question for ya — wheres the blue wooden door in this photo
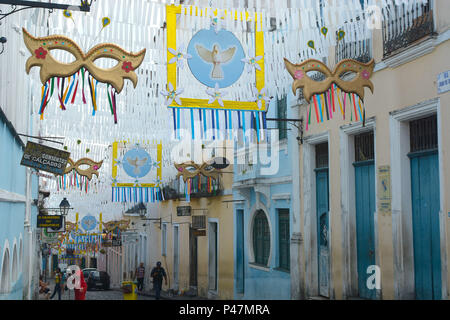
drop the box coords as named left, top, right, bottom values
left=410, top=151, right=442, bottom=300
left=236, top=210, right=245, bottom=294
left=354, top=160, right=376, bottom=299
left=316, top=168, right=329, bottom=297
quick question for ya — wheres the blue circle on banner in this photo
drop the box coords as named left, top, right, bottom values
left=81, top=215, right=97, bottom=232
left=122, top=148, right=152, bottom=178
left=187, top=27, right=245, bottom=88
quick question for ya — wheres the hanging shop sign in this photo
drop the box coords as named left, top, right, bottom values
left=21, top=141, right=70, bottom=175
left=193, top=230, right=206, bottom=237
left=177, top=206, right=192, bottom=216
left=37, top=214, right=63, bottom=229
left=165, top=5, right=269, bottom=141
left=46, top=215, right=66, bottom=233
left=111, top=141, right=163, bottom=203
left=41, top=228, right=60, bottom=243
left=22, top=28, right=146, bottom=123
left=102, top=239, right=122, bottom=247
left=284, top=58, right=375, bottom=130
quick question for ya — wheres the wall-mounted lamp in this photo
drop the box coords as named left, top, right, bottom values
left=0, top=37, right=6, bottom=55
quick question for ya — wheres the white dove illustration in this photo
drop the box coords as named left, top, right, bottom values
left=195, top=44, right=236, bottom=79
left=127, top=156, right=148, bottom=175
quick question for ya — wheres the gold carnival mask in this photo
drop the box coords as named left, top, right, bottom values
left=63, top=158, right=103, bottom=180
left=175, top=161, right=220, bottom=182
left=103, top=220, right=130, bottom=232
left=23, top=28, right=146, bottom=93
left=284, top=58, right=375, bottom=103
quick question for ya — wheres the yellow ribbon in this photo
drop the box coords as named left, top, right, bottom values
left=336, top=87, right=344, bottom=117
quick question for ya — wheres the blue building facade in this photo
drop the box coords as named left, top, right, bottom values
left=233, top=92, right=297, bottom=299
left=0, top=108, right=39, bottom=299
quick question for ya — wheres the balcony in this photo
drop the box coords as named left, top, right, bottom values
left=162, top=175, right=223, bottom=200
left=234, top=146, right=259, bottom=182
left=336, top=38, right=373, bottom=64
left=382, top=2, right=434, bottom=58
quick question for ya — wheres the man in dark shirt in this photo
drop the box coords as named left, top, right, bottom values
left=150, top=261, right=167, bottom=300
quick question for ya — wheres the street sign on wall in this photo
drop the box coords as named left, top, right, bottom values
left=378, top=165, right=392, bottom=214
left=20, top=141, right=70, bottom=175
left=437, top=71, right=450, bottom=94
left=37, top=215, right=63, bottom=229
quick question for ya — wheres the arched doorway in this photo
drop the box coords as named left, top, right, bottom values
left=1, top=249, right=10, bottom=293
left=11, top=245, right=18, bottom=283
left=252, top=210, right=271, bottom=266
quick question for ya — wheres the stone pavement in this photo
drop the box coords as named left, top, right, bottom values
left=40, top=278, right=154, bottom=300
left=137, top=287, right=208, bottom=300
left=40, top=278, right=206, bottom=300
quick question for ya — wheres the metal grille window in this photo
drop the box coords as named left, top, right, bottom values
left=355, top=131, right=375, bottom=162
left=253, top=210, right=270, bottom=266
left=192, top=215, right=206, bottom=230
left=277, top=96, right=288, bottom=140
left=278, top=210, right=290, bottom=271
left=410, top=115, right=437, bottom=153
left=315, top=143, right=329, bottom=168
left=336, top=38, right=373, bottom=64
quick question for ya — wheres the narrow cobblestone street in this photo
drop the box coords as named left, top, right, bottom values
left=1, top=0, right=449, bottom=308
left=46, top=288, right=155, bottom=300
left=40, top=279, right=154, bottom=300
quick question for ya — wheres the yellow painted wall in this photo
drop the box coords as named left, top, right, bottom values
left=298, top=22, right=450, bottom=299
left=153, top=169, right=235, bottom=299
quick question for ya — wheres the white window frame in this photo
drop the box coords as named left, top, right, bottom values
left=339, top=118, right=380, bottom=299
left=302, top=132, right=331, bottom=298
left=390, top=97, right=447, bottom=300
left=208, top=218, right=220, bottom=296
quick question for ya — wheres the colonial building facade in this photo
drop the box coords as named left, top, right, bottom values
left=0, top=10, right=41, bottom=299
left=148, top=166, right=235, bottom=299
left=291, top=1, right=450, bottom=300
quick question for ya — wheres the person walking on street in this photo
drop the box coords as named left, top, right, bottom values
left=150, top=261, right=167, bottom=300
left=136, top=262, right=145, bottom=291
left=73, top=269, right=87, bottom=300
left=50, top=268, right=63, bottom=300
left=39, top=275, right=51, bottom=300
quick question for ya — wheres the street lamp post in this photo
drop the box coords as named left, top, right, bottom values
left=59, top=197, right=71, bottom=216
left=137, top=202, right=147, bottom=216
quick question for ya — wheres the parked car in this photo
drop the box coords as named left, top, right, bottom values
left=82, top=268, right=97, bottom=280
left=86, top=270, right=110, bottom=291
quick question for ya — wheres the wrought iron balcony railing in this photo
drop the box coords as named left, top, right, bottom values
left=336, top=38, right=373, bottom=64
left=162, top=175, right=223, bottom=200
left=382, top=1, right=434, bottom=58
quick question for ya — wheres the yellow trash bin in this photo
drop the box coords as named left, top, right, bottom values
left=121, top=281, right=137, bottom=300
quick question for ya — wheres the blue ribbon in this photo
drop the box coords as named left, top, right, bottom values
left=190, top=109, right=195, bottom=140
